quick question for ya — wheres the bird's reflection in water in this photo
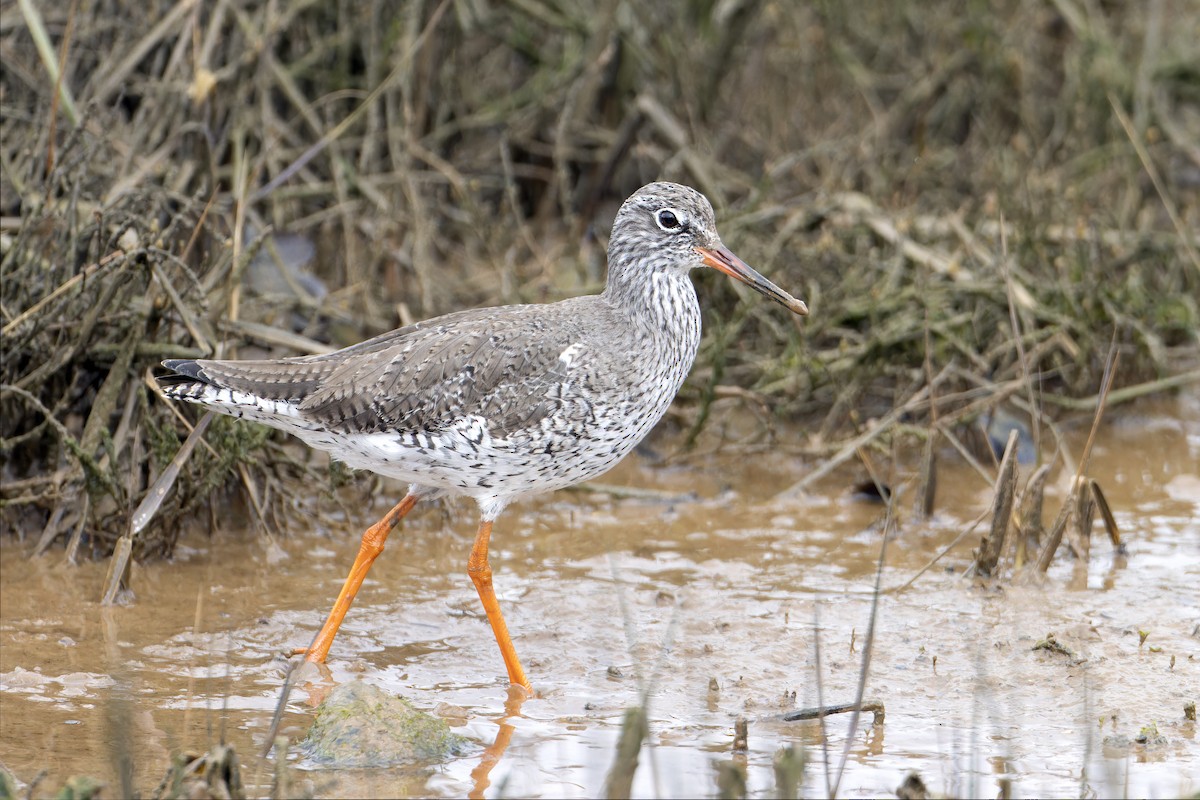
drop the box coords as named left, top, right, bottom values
left=469, top=684, right=531, bottom=799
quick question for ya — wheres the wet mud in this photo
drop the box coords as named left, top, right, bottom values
left=2, top=395, right=1198, bottom=797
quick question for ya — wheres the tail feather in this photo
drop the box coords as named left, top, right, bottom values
left=158, top=358, right=319, bottom=433
left=162, top=358, right=207, bottom=382
left=158, top=357, right=337, bottom=402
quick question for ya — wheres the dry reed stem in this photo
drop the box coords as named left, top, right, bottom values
left=973, top=429, right=1020, bottom=578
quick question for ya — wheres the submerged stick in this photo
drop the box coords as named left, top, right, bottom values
left=1035, top=488, right=1076, bottom=574
left=100, top=410, right=216, bottom=604
left=1036, top=335, right=1122, bottom=573
left=1089, top=480, right=1124, bottom=553
left=1014, top=464, right=1053, bottom=568
left=781, top=700, right=885, bottom=725
left=916, top=306, right=938, bottom=518
left=100, top=534, right=133, bottom=605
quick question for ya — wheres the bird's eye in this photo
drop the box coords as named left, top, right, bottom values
left=655, top=208, right=685, bottom=232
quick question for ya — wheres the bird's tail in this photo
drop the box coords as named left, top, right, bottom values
left=159, top=359, right=319, bottom=433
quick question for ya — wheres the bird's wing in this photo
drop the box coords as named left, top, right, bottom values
left=294, top=299, right=608, bottom=437
left=160, top=308, right=499, bottom=402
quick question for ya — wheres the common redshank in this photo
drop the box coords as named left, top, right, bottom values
left=160, top=182, right=807, bottom=692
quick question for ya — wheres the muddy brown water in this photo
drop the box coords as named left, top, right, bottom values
left=2, top=396, right=1198, bottom=798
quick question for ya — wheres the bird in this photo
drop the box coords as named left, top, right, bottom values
left=159, top=181, right=807, bottom=693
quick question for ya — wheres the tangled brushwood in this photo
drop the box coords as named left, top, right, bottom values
left=2, top=2, right=1197, bottom=561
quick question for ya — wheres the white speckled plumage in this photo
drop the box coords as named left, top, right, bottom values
left=162, top=182, right=807, bottom=521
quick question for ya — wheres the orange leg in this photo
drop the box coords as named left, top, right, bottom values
left=467, top=519, right=532, bottom=692
left=298, top=493, right=419, bottom=663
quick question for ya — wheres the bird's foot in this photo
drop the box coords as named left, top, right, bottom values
left=286, top=645, right=328, bottom=663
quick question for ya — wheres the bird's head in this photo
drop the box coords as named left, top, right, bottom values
left=608, top=182, right=807, bottom=315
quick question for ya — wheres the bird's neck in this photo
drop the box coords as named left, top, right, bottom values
left=602, top=260, right=702, bottom=363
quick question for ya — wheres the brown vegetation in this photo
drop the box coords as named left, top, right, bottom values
left=2, top=0, right=1197, bottom=559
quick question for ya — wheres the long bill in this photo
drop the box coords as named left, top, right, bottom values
left=696, top=245, right=808, bottom=316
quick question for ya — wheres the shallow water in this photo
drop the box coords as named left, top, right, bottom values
left=2, top=395, right=1198, bottom=798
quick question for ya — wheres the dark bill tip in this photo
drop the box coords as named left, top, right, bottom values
left=696, top=245, right=808, bottom=316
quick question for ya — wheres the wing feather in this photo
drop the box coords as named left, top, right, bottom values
left=163, top=297, right=621, bottom=439
left=296, top=298, right=608, bottom=436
